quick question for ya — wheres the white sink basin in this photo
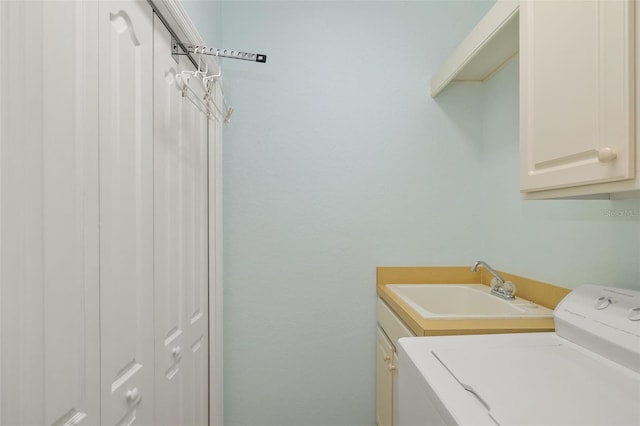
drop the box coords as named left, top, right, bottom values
left=386, top=284, right=553, bottom=319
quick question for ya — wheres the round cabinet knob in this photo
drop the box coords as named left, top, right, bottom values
left=383, top=355, right=390, bottom=362
left=628, top=307, right=640, bottom=321
left=126, top=387, right=140, bottom=404
left=172, top=346, right=182, bottom=358
left=594, top=296, right=612, bottom=310
left=387, top=363, right=396, bottom=372
left=597, top=147, right=617, bottom=163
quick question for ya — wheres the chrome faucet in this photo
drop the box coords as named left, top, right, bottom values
left=471, top=260, right=516, bottom=300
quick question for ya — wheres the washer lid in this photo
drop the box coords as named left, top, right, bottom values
left=432, top=342, right=640, bottom=426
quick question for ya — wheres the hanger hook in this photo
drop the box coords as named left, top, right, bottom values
left=193, top=47, right=201, bottom=73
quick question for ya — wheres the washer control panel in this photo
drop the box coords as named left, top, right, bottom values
left=556, top=285, right=640, bottom=328
left=554, top=285, right=640, bottom=373
left=583, top=288, right=640, bottom=323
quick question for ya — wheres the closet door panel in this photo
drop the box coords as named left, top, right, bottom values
left=182, top=96, right=210, bottom=426
left=98, top=1, right=154, bottom=425
left=0, top=1, right=100, bottom=425
left=153, top=15, right=209, bottom=425
left=209, top=81, right=224, bottom=426
left=153, top=17, right=187, bottom=425
left=186, top=103, right=210, bottom=426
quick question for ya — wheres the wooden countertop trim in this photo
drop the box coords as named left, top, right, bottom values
left=376, top=266, right=570, bottom=336
left=377, top=266, right=481, bottom=285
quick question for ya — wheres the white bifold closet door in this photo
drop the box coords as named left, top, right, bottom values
left=98, top=1, right=155, bottom=425
left=153, top=14, right=210, bottom=426
left=1, top=1, right=212, bottom=424
left=0, top=2, right=101, bottom=425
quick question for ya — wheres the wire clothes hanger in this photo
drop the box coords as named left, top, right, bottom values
left=172, top=40, right=266, bottom=122
left=176, top=48, right=225, bottom=122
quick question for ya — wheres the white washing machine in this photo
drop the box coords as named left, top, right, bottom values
left=397, top=285, right=640, bottom=426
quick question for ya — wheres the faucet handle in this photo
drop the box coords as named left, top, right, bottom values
left=490, top=277, right=502, bottom=290
left=490, top=279, right=516, bottom=300
left=503, top=281, right=516, bottom=297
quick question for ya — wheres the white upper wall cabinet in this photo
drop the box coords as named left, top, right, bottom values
left=520, top=0, right=636, bottom=195
left=433, top=0, right=639, bottom=199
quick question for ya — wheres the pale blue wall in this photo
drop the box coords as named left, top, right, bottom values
left=182, top=0, right=222, bottom=49
left=217, top=2, right=491, bottom=425
left=183, top=1, right=640, bottom=425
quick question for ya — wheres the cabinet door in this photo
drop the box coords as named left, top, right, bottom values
left=0, top=1, right=100, bottom=424
left=98, top=1, right=155, bottom=424
left=153, top=14, right=209, bottom=426
left=520, top=0, right=635, bottom=192
left=376, top=327, right=394, bottom=426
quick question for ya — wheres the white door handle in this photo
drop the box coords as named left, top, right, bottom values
left=172, top=345, right=182, bottom=358
left=126, top=387, right=140, bottom=404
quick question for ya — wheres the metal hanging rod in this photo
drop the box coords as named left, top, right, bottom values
left=172, top=39, right=267, bottom=64
left=193, top=47, right=267, bottom=64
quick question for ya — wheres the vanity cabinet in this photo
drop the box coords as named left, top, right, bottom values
left=376, top=298, right=415, bottom=426
left=376, top=328, right=394, bottom=426
left=520, top=0, right=638, bottom=198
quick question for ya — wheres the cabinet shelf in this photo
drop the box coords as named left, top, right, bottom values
left=430, top=0, right=519, bottom=97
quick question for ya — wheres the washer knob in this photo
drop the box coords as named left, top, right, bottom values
left=594, top=296, right=612, bottom=310
left=628, top=307, right=640, bottom=321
